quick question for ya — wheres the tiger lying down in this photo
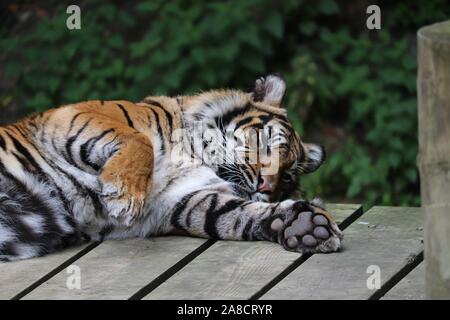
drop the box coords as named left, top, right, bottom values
left=0, top=74, right=343, bottom=261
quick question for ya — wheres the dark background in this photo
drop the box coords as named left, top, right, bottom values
left=1, top=0, right=449, bottom=208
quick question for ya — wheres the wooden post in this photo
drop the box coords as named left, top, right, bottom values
left=418, top=20, right=450, bottom=299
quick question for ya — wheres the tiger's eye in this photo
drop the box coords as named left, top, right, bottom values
left=281, top=172, right=292, bottom=183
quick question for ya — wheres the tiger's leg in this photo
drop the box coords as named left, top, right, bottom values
left=51, top=113, right=154, bottom=226
left=159, top=178, right=342, bottom=253
left=98, top=131, right=153, bottom=226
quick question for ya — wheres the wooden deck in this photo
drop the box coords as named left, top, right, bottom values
left=0, top=204, right=424, bottom=300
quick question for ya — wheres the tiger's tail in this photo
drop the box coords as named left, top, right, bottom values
left=0, top=182, right=87, bottom=262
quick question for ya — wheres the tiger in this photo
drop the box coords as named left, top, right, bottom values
left=0, top=74, right=343, bottom=262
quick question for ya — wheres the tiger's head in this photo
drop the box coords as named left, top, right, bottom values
left=183, top=74, right=325, bottom=202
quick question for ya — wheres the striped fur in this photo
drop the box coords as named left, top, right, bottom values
left=0, top=75, right=342, bottom=261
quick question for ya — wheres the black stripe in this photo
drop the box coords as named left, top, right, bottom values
left=149, top=109, right=166, bottom=154
left=79, top=129, right=115, bottom=171
left=0, top=242, right=17, bottom=258
left=53, top=187, right=73, bottom=218
left=155, top=105, right=174, bottom=133
left=12, top=151, right=34, bottom=172
left=17, top=185, right=79, bottom=252
left=145, top=99, right=174, bottom=133
left=0, top=174, right=68, bottom=251
left=170, top=191, right=201, bottom=232
left=12, top=128, right=77, bottom=217
left=0, top=134, right=6, bottom=151
left=28, top=120, right=38, bottom=131
left=143, top=99, right=164, bottom=108
left=259, top=203, right=283, bottom=238
left=247, top=162, right=257, bottom=177
left=242, top=218, right=254, bottom=240
left=50, top=160, right=101, bottom=217
left=204, top=197, right=245, bottom=239
left=235, top=116, right=256, bottom=129
left=116, top=103, right=135, bottom=128
left=258, top=114, right=273, bottom=124
left=241, top=166, right=254, bottom=186
left=99, top=224, right=115, bottom=240
left=3, top=131, right=74, bottom=218
left=233, top=217, right=242, bottom=232
left=6, top=133, right=43, bottom=175
left=12, top=124, right=27, bottom=137
left=14, top=189, right=65, bottom=245
left=214, top=103, right=252, bottom=132
left=68, top=112, right=90, bottom=134
left=9, top=126, right=49, bottom=175
left=185, top=193, right=215, bottom=228
left=12, top=122, right=100, bottom=220
left=0, top=210, right=40, bottom=244
left=258, top=114, right=290, bottom=130
left=87, top=189, right=104, bottom=218
left=66, top=119, right=91, bottom=165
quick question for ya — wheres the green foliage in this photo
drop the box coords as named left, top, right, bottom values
left=1, top=0, right=448, bottom=207
left=287, top=28, right=421, bottom=207
left=1, top=0, right=296, bottom=109
left=284, top=1, right=449, bottom=208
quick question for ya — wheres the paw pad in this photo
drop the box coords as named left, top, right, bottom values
left=270, top=218, right=284, bottom=232
left=279, top=208, right=337, bottom=251
left=269, top=203, right=342, bottom=253
left=301, top=234, right=318, bottom=247
left=286, top=237, right=298, bottom=248
left=283, top=211, right=313, bottom=239
left=312, top=214, right=328, bottom=226
left=313, top=226, right=329, bottom=239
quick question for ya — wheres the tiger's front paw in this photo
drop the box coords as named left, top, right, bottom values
left=100, top=182, right=146, bottom=227
left=269, top=200, right=343, bottom=253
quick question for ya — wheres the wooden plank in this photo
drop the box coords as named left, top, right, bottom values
left=382, top=262, right=425, bottom=300
left=22, top=237, right=207, bottom=300
left=144, top=204, right=361, bottom=300
left=0, top=243, right=91, bottom=300
left=321, top=203, right=363, bottom=227
left=261, top=206, right=423, bottom=300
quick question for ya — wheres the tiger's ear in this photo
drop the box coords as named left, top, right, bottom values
left=253, top=74, right=286, bottom=107
left=302, top=143, right=326, bottom=174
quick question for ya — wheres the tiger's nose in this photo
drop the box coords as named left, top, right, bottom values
left=258, top=176, right=273, bottom=193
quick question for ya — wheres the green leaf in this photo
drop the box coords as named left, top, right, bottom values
left=264, top=12, right=284, bottom=39
left=319, top=0, right=339, bottom=15
left=27, top=93, right=52, bottom=111
left=299, top=21, right=317, bottom=36
left=136, top=1, right=161, bottom=13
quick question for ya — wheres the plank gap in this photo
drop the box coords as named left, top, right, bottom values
left=12, top=241, right=101, bottom=300
left=260, top=206, right=423, bottom=300
left=369, top=250, right=424, bottom=300
left=250, top=205, right=363, bottom=300
left=128, top=239, right=216, bottom=300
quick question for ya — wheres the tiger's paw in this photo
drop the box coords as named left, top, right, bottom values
left=100, top=182, right=146, bottom=227
left=269, top=199, right=343, bottom=253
